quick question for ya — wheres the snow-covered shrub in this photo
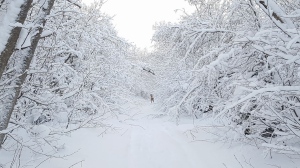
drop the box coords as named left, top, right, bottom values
left=152, top=0, right=300, bottom=155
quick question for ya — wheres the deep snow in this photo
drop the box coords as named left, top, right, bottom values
left=1, top=99, right=300, bottom=168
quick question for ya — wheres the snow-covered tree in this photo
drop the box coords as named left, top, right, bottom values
left=0, top=0, right=140, bottom=166
left=0, top=0, right=55, bottom=148
left=152, top=0, right=300, bottom=154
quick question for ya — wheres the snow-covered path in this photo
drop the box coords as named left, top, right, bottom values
left=57, top=101, right=214, bottom=168
left=125, top=108, right=211, bottom=168
left=41, top=99, right=299, bottom=168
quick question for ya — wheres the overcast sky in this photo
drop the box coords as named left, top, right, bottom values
left=82, top=0, right=194, bottom=49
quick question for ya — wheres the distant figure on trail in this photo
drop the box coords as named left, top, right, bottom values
left=150, top=94, right=154, bottom=103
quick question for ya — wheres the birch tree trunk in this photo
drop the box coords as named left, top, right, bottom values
left=0, top=0, right=32, bottom=79
left=0, top=0, right=55, bottom=148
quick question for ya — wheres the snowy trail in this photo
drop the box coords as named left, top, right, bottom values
left=111, top=102, right=208, bottom=168
left=127, top=117, right=206, bottom=168
left=47, top=100, right=215, bottom=168
left=41, top=99, right=299, bottom=168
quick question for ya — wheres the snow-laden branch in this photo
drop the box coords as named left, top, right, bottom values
left=255, top=0, right=297, bottom=36
left=217, top=86, right=300, bottom=118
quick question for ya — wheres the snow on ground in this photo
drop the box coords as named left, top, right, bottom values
left=1, top=98, right=300, bottom=168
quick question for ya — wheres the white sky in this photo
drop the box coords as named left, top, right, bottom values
left=82, top=0, right=194, bottom=49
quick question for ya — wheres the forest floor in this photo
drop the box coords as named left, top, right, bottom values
left=1, top=98, right=300, bottom=168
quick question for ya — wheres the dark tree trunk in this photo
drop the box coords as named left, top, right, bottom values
left=0, top=0, right=55, bottom=148
left=0, top=0, right=33, bottom=79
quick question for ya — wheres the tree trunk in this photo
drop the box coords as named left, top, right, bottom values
left=0, top=0, right=55, bottom=148
left=255, top=0, right=296, bottom=36
left=0, top=0, right=33, bottom=79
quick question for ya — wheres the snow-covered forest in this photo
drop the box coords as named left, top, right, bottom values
left=0, top=0, right=300, bottom=167
left=151, top=0, right=300, bottom=155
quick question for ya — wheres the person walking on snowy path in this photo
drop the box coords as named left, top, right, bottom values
left=150, top=94, right=154, bottom=103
